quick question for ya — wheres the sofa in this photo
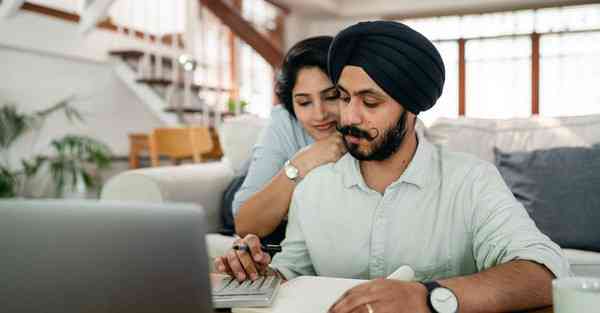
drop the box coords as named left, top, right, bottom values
left=101, top=113, right=600, bottom=277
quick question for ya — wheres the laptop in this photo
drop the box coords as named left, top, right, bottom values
left=0, top=199, right=214, bottom=313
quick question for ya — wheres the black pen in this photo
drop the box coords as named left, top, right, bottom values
left=233, top=243, right=282, bottom=253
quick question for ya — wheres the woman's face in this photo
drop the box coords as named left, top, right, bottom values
left=292, top=67, right=340, bottom=141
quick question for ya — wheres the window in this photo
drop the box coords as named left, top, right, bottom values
left=401, top=4, right=600, bottom=122
left=238, top=0, right=278, bottom=118
left=419, top=41, right=459, bottom=126
left=466, top=37, right=531, bottom=118
left=540, top=31, right=600, bottom=116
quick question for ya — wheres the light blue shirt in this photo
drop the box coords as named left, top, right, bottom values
left=232, top=106, right=314, bottom=217
left=271, top=132, right=571, bottom=281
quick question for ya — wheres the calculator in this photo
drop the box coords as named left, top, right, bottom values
left=212, top=275, right=282, bottom=308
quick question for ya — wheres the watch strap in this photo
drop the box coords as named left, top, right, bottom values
left=421, top=281, right=442, bottom=313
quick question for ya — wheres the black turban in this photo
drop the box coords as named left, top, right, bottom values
left=328, top=21, right=445, bottom=114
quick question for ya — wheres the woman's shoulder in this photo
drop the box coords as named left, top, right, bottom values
left=269, top=105, right=296, bottom=126
left=263, top=106, right=312, bottom=147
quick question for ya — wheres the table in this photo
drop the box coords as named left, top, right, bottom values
left=216, top=306, right=553, bottom=312
left=210, top=274, right=553, bottom=313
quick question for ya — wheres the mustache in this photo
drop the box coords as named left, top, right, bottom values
left=336, top=125, right=379, bottom=141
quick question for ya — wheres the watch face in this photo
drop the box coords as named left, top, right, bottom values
left=285, top=163, right=299, bottom=179
left=431, top=287, right=458, bottom=313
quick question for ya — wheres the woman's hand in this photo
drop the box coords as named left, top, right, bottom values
left=292, top=133, right=347, bottom=178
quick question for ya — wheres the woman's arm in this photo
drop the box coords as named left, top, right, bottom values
left=235, top=133, right=345, bottom=238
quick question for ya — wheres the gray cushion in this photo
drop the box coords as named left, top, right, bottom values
left=494, top=145, right=600, bottom=252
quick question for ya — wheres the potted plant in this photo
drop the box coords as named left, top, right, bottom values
left=0, top=98, right=112, bottom=198
left=227, top=99, right=249, bottom=114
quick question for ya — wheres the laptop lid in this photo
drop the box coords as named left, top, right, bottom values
left=0, top=200, right=213, bottom=313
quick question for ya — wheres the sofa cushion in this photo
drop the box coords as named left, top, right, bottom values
left=427, top=114, right=600, bottom=162
left=219, top=114, right=267, bottom=174
left=101, top=162, right=235, bottom=233
left=494, top=145, right=600, bottom=252
left=564, top=249, right=600, bottom=277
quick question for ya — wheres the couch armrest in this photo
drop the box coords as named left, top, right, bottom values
left=101, top=162, right=235, bottom=233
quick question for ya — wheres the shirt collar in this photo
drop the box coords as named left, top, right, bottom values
left=336, top=131, right=434, bottom=191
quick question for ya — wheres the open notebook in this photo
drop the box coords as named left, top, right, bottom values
left=231, top=266, right=415, bottom=313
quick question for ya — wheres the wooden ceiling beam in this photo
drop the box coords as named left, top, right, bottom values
left=199, top=0, right=283, bottom=68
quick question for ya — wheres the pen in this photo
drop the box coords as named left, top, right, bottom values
left=233, top=243, right=282, bottom=253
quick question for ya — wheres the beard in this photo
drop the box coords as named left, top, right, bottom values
left=337, top=111, right=408, bottom=161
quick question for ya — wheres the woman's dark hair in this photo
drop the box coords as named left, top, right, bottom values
left=275, top=36, right=333, bottom=119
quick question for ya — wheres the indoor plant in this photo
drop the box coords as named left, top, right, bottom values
left=0, top=98, right=112, bottom=198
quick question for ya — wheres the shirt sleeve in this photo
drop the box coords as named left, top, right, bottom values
left=231, top=109, right=297, bottom=217
left=270, top=185, right=316, bottom=280
left=470, top=162, right=572, bottom=278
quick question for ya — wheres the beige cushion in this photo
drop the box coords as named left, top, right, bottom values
left=426, top=114, right=600, bottom=162
left=219, top=114, right=267, bottom=173
left=101, top=162, right=235, bottom=233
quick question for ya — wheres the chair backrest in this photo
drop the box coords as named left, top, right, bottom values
left=150, top=127, right=213, bottom=166
left=190, top=127, right=214, bottom=159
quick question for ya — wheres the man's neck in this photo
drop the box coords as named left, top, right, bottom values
left=359, top=131, right=418, bottom=194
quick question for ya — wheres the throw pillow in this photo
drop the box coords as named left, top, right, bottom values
left=494, top=145, right=600, bottom=252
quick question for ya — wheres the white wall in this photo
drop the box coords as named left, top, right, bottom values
left=0, top=10, right=174, bottom=197
left=284, top=14, right=381, bottom=50
left=0, top=46, right=164, bottom=159
left=0, top=11, right=168, bottom=164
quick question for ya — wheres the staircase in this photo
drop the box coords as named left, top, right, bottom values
left=109, top=49, right=232, bottom=126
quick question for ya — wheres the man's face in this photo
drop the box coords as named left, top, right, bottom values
left=336, top=66, right=414, bottom=161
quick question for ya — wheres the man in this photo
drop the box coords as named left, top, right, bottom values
left=215, top=21, right=570, bottom=313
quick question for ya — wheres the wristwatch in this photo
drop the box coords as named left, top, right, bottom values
left=421, top=281, right=458, bottom=313
left=283, top=160, right=299, bottom=182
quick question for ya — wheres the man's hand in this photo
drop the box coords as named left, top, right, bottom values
left=213, top=234, right=272, bottom=282
left=328, top=279, right=430, bottom=313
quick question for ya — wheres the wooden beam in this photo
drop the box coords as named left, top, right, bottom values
left=531, top=32, right=540, bottom=115
left=79, top=0, right=117, bottom=34
left=199, top=0, right=283, bottom=68
left=228, top=0, right=241, bottom=101
left=0, top=0, right=26, bottom=18
left=21, top=2, right=79, bottom=22
left=458, top=38, right=466, bottom=116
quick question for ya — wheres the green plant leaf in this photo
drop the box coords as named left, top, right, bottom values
left=0, top=104, right=27, bottom=148
left=21, top=156, right=46, bottom=177
left=49, top=135, right=112, bottom=194
left=0, top=166, right=18, bottom=198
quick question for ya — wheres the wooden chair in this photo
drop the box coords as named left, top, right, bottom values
left=149, top=127, right=213, bottom=167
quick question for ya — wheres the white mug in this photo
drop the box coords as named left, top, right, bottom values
left=552, top=277, right=600, bottom=313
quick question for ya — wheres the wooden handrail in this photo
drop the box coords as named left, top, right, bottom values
left=199, top=0, right=283, bottom=68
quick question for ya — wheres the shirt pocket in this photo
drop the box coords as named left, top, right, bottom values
left=412, top=260, right=452, bottom=282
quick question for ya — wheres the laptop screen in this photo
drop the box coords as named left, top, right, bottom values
left=0, top=200, right=214, bottom=313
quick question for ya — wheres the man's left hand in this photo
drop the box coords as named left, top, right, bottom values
left=328, top=278, right=431, bottom=313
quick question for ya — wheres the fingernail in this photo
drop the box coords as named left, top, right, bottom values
left=238, top=273, right=246, bottom=280
left=251, top=273, right=258, bottom=281
left=218, top=265, right=225, bottom=272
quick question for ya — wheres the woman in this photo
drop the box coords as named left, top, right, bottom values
left=232, top=36, right=346, bottom=243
